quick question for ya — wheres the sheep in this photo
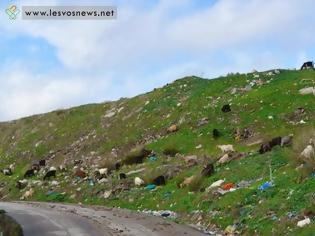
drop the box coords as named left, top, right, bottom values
left=134, top=177, right=145, bottom=186
left=301, top=145, right=315, bottom=159
left=221, top=104, right=231, bottom=113
left=153, top=175, right=166, bottom=186
left=201, top=163, right=215, bottom=177
left=180, top=176, right=196, bottom=188
left=269, top=136, right=282, bottom=148
left=24, top=169, right=35, bottom=178
left=16, top=179, right=28, bottom=189
left=167, top=124, right=178, bottom=133
left=43, top=170, right=56, bottom=180
left=39, top=159, right=46, bottom=166
left=2, top=168, right=12, bottom=176
left=119, top=173, right=127, bottom=179
left=31, top=163, right=40, bottom=171
left=21, top=188, right=34, bottom=200
left=9, top=163, right=15, bottom=172
left=217, top=144, right=235, bottom=153
left=259, top=143, right=271, bottom=154
left=281, top=135, right=293, bottom=147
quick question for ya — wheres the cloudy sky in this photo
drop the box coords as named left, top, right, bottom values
left=0, top=0, right=315, bottom=121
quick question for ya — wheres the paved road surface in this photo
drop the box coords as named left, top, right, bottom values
left=0, top=202, right=207, bottom=236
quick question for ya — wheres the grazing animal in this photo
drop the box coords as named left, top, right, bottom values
left=9, top=164, right=15, bottom=171
left=115, top=162, right=122, bottom=170
left=21, top=188, right=34, bottom=200
left=281, top=135, right=293, bottom=147
left=301, top=61, right=314, bottom=70
left=217, top=145, right=235, bottom=153
left=180, top=176, right=196, bottom=188
left=259, top=136, right=283, bottom=154
left=153, top=175, right=166, bottom=186
left=269, top=136, right=282, bottom=148
left=74, top=169, right=87, bottom=179
left=259, top=143, right=272, bottom=154
left=24, top=169, right=35, bottom=178
left=167, top=124, right=178, bottom=133
left=98, top=168, right=108, bottom=176
left=43, top=170, right=56, bottom=180
left=213, top=129, right=220, bottom=139
left=301, top=145, right=315, bottom=159
left=31, top=163, right=40, bottom=171
left=49, top=166, right=57, bottom=171
left=201, top=163, right=215, bottom=177
left=134, top=177, right=145, bottom=186
left=221, top=104, right=231, bottom=113
left=119, top=173, right=127, bottom=179
left=39, top=159, right=46, bottom=166
left=74, top=160, right=83, bottom=165
left=2, top=168, right=12, bottom=176
left=16, top=179, right=28, bottom=189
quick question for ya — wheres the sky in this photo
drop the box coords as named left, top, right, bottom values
left=0, top=0, right=315, bottom=121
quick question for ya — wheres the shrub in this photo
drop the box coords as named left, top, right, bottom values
left=188, top=174, right=204, bottom=192
left=290, top=128, right=315, bottom=180
left=162, top=146, right=180, bottom=157
left=122, top=146, right=151, bottom=165
left=0, top=211, right=23, bottom=236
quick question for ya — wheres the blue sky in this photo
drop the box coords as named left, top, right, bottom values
left=0, top=0, right=315, bottom=121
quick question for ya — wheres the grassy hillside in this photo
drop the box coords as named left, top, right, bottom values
left=1, top=68, right=315, bottom=235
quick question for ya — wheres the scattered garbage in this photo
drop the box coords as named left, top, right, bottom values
left=142, top=209, right=177, bottom=219
left=259, top=181, right=273, bottom=191
left=148, top=155, right=157, bottom=162
left=222, top=183, right=235, bottom=191
left=146, top=184, right=156, bottom=190
left=297, top=218, right=311, bottom=227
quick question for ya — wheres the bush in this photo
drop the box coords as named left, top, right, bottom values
left=162, top=146, right=180, bottom=157
left=0, top=211, right=23, bottom=236
left=188, top=174, right=205, bottom=192
left=290, top=128, right=315, bottom=180
left=122, top=146, right=151, bottom=165
left=99, top=157, right=116, bottom=171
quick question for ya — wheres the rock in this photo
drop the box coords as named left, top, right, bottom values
left=224, top=225, right=236, bottom=234
left=98, top=178, right=108, bottom=184
left=217, top=153, right=231, bottom=164
left=299, top=87, right=315, bottom=95
left=217, top=145, right=234, bottom=153
left=51, top=180, right=59, bottom=186
left=134, top=177, right=145, bottom=186
left=103, top=190, right=112, bottom=199
left=297, top=218, right=311, bottom=227
left=195, top=144, right=202, bottom=149
left=197, top=118, right=209, bottom=127
left=167, top=124, right=178, bottom=133
left=184, top=155, right=198, bottom=166
left=180, top=176, right=196, bottom=188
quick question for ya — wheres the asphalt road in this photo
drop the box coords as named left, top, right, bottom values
left=0, top=202, right=207, bottom=236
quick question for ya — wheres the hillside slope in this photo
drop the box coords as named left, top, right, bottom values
left=1, top=69, right=315, bottom=235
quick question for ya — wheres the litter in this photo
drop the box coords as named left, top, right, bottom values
left=297, top=218, right=311, bottom=227
left=259, top=181, right=273, bottom=191
left=146, top=184, right=156, bottom=190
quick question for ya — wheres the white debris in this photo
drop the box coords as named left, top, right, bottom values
left=297, top=218, right=311, bottom=227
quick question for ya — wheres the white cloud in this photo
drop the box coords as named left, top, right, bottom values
left=0, top=0, right=315, bottom=121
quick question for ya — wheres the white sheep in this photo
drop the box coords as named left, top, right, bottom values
left=98, top=168, right=108, bottom=176
left=217, top=144, right=235, bottom=153
left=301, top=145, right=315, bottom=159
left=134, top=177, right=145, bottom=186
left=49, top=166, right=57, bottom=171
